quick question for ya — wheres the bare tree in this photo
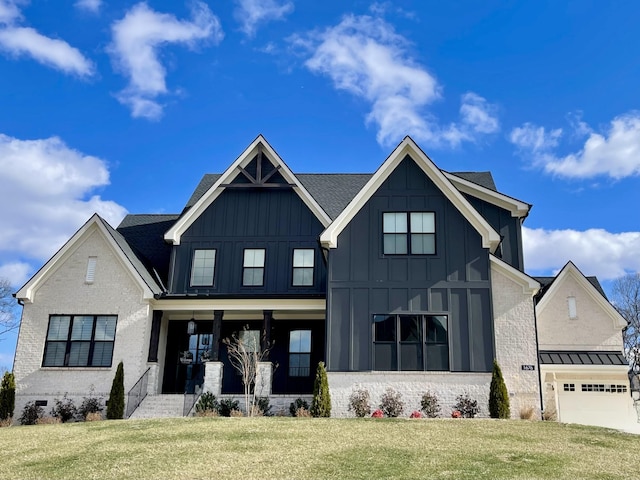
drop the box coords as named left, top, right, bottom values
left=0, top=278, right=19, bottom=337
left=223, top=326, right=272, bottom=416
left=611, top=273, right=640, bottom=372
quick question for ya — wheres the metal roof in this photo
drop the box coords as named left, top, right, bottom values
left=539, top=350, right=628, bottom=366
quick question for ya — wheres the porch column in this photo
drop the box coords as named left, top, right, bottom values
left=255, top=362, right=273, bottom=397
left=262, top=310, right=273, bottom=360
left=147, top=310, right=162, bottom=362
left=203, top=362, right=223, bottom=396
left=211, top=310, right=223, bottom=361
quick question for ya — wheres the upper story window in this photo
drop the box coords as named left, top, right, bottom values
left=190, top=249, right=216, bottom=286
left=43, top=315, right=117, bottom=367
left=243, top=249, right=265, bottom=286
left=383, top=212, right=435, bottom=255
left=292, top=249, right=314, bottom=286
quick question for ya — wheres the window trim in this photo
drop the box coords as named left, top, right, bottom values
left=382, top=211, right=436, bottom=256
left=189, top=249, right=217, bottom=287
left=42, top=314, right=117, bottom=368
left=288, top=329, right=312, bottom=377
left=291, top=248, right=315, bottom=287
left=242, top=248, right=266, bottom=287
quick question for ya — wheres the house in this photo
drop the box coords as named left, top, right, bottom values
left=11, top=135, right=632, bottom=425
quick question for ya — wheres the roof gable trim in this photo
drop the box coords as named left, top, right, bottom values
left=490, top=254, right=540, bottom=296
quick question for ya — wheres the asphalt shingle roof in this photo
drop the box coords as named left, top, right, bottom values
left=534, top=275, right=608, bottom=301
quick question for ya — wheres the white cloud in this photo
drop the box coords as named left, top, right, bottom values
left=0, top=0, right=21, bottom=25
left=74, top=0, right=102, bottom=14
left=511, top=112, right=640, bottom=180
left=0, top=134, right=127, bottom=262
left=0, top=262, right=31, bottom=287
left=523, top=226, right=640, bottom=280
left=109, top=1, right=223, bottom=120
left=0, top=26, right=94, bottom=76
left=292, top=15, right=498, bottom=148
left=235, top=0, right=293, bottom=37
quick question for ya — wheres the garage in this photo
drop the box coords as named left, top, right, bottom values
left=557, top=380, right=633, bottom=429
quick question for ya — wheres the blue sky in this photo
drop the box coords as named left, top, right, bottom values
left=0, top=0, right=639, bottom=368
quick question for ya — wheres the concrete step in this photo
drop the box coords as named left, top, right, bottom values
left=129, top=394, right=187, bottom=419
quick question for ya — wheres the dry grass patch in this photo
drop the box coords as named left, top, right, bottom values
left=0, top=418, right=637, bottom=479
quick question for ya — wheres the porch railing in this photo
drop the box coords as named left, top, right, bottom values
left=126, top=367, right=150, bottom=418
left=183, top=386, right=202, bottom=417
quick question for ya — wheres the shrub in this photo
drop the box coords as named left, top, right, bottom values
left=36, top=416, right=61, bottom=425
left=289, top=398, right=309, bottom=417
left=78, top=389, right=104, bottom=420
left=229, top=409, right=244, bottom=417
left=519, top=405, right=536, bottom=420
left=19, top=401, right=44, bottom=425
left=51, top=394, right=77, bottom=423
left=195, top=392, right=220, bottom=415
left=310, top=362, right=331, bottom=417
left=371, top=409, right=384, bottom=418
left=348, top=388, right=371, bottom=418
left=409, top=411, right=422, bottom=419
left=85, top=412, right=103, bottom=422
left=0, top=417, right=11, bottom=427
left=420, top=390, right=441, bottom=418
left=255, top=396, right=272, bottom=416
left=106, top=361, right=125, bottom=420
left=219, top=399, right=240, bottom=417
left=196, top=409, right=219, bottom=418
left=0, top=371, right=15, bottom=421
left=379, top=388, right=404, bottom=418
left=542, top=406, right=557, bottom=421
left=451, top=410, right=462, bottom=418
left=489, top=360, right=510, bottom=419
left=453, top=394, right=478, bottom=418
left=295, top=407, right=311, bottom=418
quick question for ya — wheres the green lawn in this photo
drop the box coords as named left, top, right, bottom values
left=0, top=417, right=637, bottom=479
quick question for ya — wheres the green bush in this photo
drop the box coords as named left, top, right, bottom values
left=106, top=361, right=125, bottom=420
left=348, top=388, right=371, bottom=418
left=195, top=392, right=220, bottom=414
left=289, top=398, right=309, bottom=416
left=379, top=388, right=404, bottom=418
left=78, top=388, right=104, bottom=420
left=420, top=390, right=441, bottom=418
left=489, top=359, right=510, bottom=419
left=0, top=371, right=15, bottom=421
left=19, top=401, right=43, bottom=425
left=454, top=394, right=478, bottom=418
left=310, top=362, right=331, bottom=417
left=219, top=399, right=240, bottom=417
left=256, top=396, right=272, bottom=416
left=51, top=394, right=77, bottom=423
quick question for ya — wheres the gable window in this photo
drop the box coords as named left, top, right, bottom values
left=383, top=212, right=435, bottom=255
left=243, top=249, right=265, bottom=286
left=190, top=249, right=216, bottom=286
left=43, top=315, right=117, bottom=367
left=567, top=296, right=577, bottom=319
left=289, top=330, right=311, bottom=377
left=373, top=314, right=448, bottom=371
left=292, top=249, right=314, bottom=286
left=85, top=257, right=97, bottom=283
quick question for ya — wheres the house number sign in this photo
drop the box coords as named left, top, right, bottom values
left=521, top=365, right=535, bottom=371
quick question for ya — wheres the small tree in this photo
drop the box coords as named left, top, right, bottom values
left=489, top=360, right=510, bottom=419
left=310, top=362, right=331, bottom=417
left=0, top=371, right=15, bottom=420
left=106, top=361, right=125, bottom=419
left=379, top=387, right=404, bottom=417
left=0, top=278, right=19, bottom=337
left=223, top=326, right=272, bottom=417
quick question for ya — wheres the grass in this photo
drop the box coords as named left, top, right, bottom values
left=0, top=417, right=638, bottom=479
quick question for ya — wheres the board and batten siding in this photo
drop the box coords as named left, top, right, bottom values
left=169, top=187, right=327, bottom=295
left=326, top=156, right=494, bottom=373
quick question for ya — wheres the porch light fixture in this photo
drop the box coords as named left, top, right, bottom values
left=187, top=319, right=196, bottom=335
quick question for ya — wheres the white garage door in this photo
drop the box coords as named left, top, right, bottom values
left=557, top=382, right=634, bottom=429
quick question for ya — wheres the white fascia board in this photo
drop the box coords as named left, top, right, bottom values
left=320, top=137, right=501, bottom=251
left=444, top=172, right=531, bottom=218
left=540, top=364, right=630, bottom=375
left=490, top=254, right=540, bottom=296
left=152, top=298, right=326, bottom=311
left=164, top=135, right=332, bottom=245
left=536, top=261, right=627, bottom=329
left=15, top=215, right=155, bottom=303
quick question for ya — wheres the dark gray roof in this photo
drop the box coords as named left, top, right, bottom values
left=447, top=171, right=496, bottom=191
left=116, top=214, right=179, bottom=287
left=184, top=174, right=221, bottom=210
left=534, top=275, right=608, bottom=301
left=539, top=350, right=628, bottom=366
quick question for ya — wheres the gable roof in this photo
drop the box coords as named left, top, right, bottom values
left=15, top=214, right=161, bottom=303
left=164, top=135, right=333, bottom=245
left=535, top=261, right=626, bottom=329
left=490, top=254, right=540, bottom=296
left=319, top=136, right=502, bottom=251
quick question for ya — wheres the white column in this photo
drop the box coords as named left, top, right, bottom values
left=203, top=361, right=224, bottom=395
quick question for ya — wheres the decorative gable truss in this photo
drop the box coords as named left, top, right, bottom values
left=164, top=135, right=332, bottom=245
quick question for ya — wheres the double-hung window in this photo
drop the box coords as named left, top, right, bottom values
left=190, top=249, right=216, bottom=286
left=383, top=212, right=435, bottom=255
left=289, top=330, right=311, bottom=377
left=43, top=315, right=117, bottom=367
left=243, top=249, right=265, bottom=286
left=292, top=249, right=314, bottom=286
left=373, top=314, right=448, bottom=371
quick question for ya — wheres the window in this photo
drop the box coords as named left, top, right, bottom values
left=563, top=383, right=575, bottom=392
left=85, top=257, right=97, bottom=283
left=581, top=384, right=627, bottom=393
left=567, top=296, right=577, bottom=319
left=373, top=314, right=448, bottom=371
left=190, top=249, right=216, bottom=286
left=43, top=315, right=117, bottom=367
left=243, top=249, right=265, bottom=286
left=292, top=249, right=314, bottom=286
left=383, top=212, right=435, bottom=255
left=239, top=329, right=261, bottom=352
left=289, top=330, right=311, bottom=377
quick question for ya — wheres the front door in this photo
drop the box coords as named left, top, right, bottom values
left=162, top=320, right=213, bottom=394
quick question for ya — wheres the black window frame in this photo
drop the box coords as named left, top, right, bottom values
left=382, top=211, right=436, bottom=255
left=42, top=314, right=117, bottom=368
left=189, top=248, right=217, bottom=287
left=291, top=248, right=315, bottom=287
left=242, top=248, right=266, bottom=287
left=288, top=329, right=312, bottom=377
left=372, top=314, right=449, bottom=371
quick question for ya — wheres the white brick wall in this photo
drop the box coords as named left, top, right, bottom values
left=13, top=227, right=153, bottom=421
left=491, top=265, right=541, bottom=418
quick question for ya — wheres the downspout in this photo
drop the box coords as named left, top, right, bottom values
left=533, top=296, right=544, bottom=420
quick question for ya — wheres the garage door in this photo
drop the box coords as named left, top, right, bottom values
left=557, top=382, right=634, bottom=429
